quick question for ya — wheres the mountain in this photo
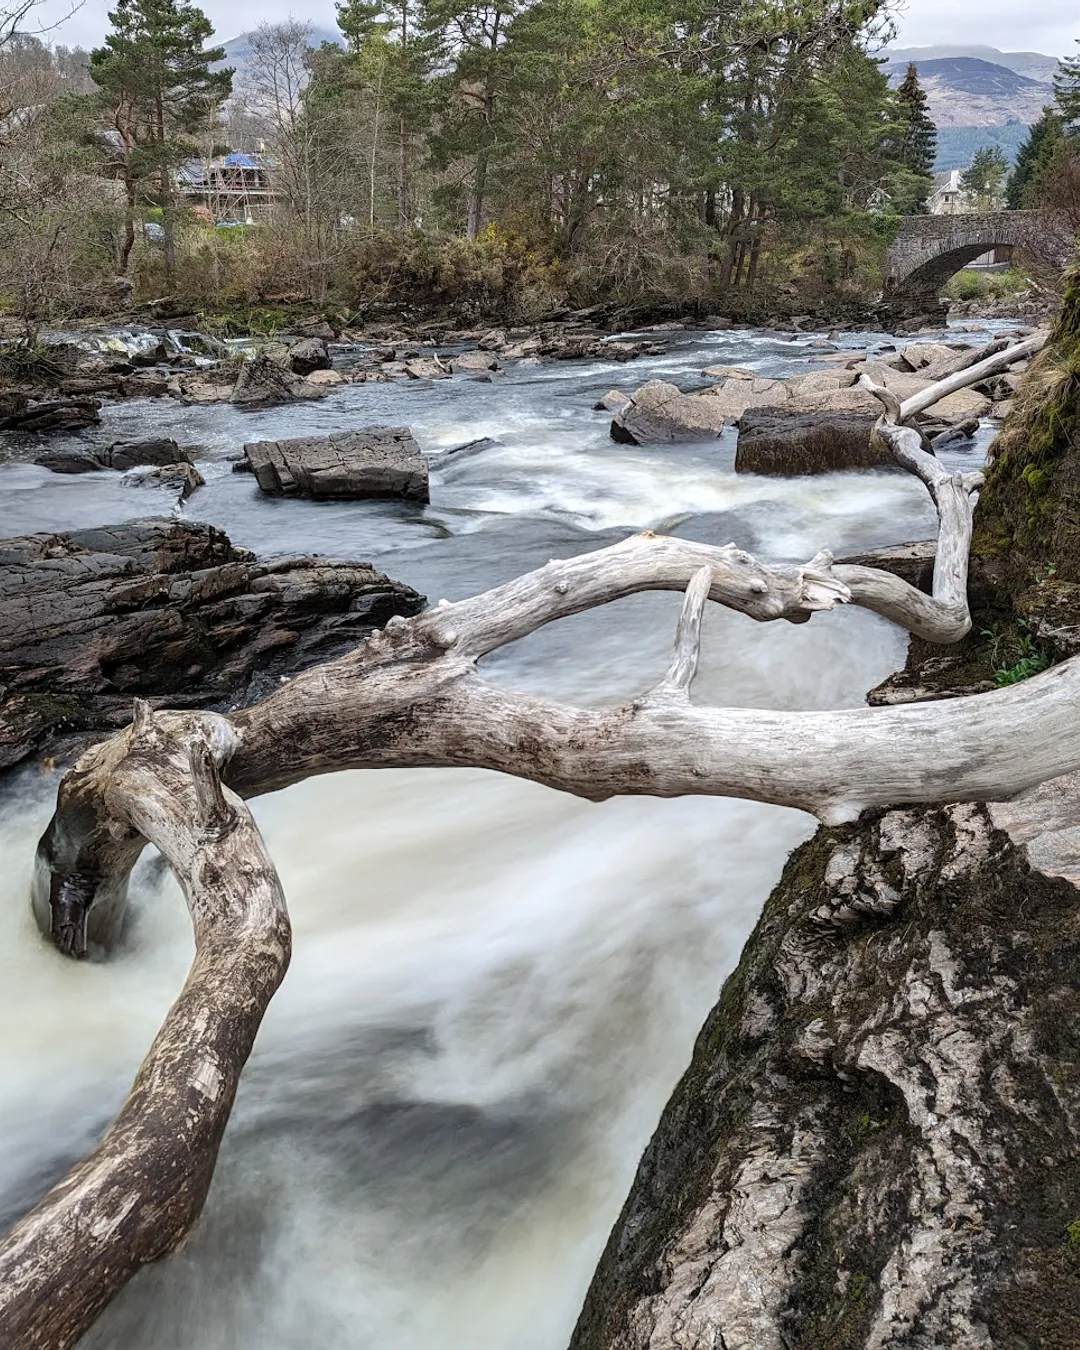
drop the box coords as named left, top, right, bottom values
left=217, top=26, right=343, bottom=75
left=884, top=55, right=1054, bottom=128
left=884, top=45, right=1061, bottom=86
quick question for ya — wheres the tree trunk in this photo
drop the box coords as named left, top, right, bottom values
left=467, top=144, right=489, bottom=240
left=117, top=168, right=137, bottom=274
left=397, top=116, right=409, bottom=228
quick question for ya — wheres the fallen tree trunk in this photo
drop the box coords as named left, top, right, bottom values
left=2, top=334, right=1066, bottom=1347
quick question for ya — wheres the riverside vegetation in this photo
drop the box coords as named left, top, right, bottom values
left=0, top=0, right=947, bottom=331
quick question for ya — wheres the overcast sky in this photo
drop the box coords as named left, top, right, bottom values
left=32, top=0, right=1080, bottom=62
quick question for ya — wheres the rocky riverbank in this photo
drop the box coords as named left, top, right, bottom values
left=0, top=518, right=424, bottom=773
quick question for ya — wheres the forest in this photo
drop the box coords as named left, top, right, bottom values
left=0, top=0, right=943, bottom=323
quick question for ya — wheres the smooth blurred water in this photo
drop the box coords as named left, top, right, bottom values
left=0, top=319, right=998, bottom=1348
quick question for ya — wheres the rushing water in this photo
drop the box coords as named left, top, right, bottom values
left=0, top=320, right=1002, bottom=1348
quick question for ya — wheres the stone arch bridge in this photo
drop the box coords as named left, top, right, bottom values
left=882, top=211, right=1035, bottom=324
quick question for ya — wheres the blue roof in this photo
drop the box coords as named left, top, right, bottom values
left=222, top=151, right=259, bottom=168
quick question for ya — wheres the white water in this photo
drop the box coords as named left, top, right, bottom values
left=0, top=321, right=994, bottom=1347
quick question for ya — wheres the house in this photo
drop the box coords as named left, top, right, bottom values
left=176, top=151, right=278, bottom=224
left=928, top=169, right=965, bottom=215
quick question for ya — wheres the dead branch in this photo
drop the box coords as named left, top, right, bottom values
left=0, top=706, right=290, bottom=1350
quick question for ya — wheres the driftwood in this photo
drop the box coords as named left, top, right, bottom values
left=1, top=336, right=1062, bottom=1349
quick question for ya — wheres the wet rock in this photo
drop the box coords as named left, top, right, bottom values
left=611, top=380, right=727, bottom=445
left=478, top=328, right=508, bottom=351
left=449, top=352, right=500, bottom=373
left=34, top=448, right=104, bottom=474
left=594, top=390, right=630, bottom=412
left=900, top=340, right=969, bottom=371
left=0, top=397, right=101, bottom=433
left=287, top=337, right=332, bottom=376
left=0, top=518, right=424, bottom=772
left=243, top=427, right=429, bottom=502
left=735, top=408, right=887, bottom=476
left=103, top=438, right=186, bottom=470
left=230, top=354, right=328, bottom=409
left=433, top=436, right=503, bottom=471
left=123, top=462, right=205, bottom=499
left=305, top=368, right=345, bottom=386
left=403, top=357, right=451, bottom=380
left=177, top=372, right=236, bottom=404
left=120, top=371, right=171, bottom=398
left=700, top=365, right=755, bottom=379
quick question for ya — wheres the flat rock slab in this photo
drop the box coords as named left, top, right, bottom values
left=244, top=428, right=429, bottom=502
left=0, top=518, right=424, bottom=772
left=735, top=408, right=890, bottom=476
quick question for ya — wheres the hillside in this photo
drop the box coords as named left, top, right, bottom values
left=884, top=44, right=1060, bottom=85
left=884, top=55, right=1053, bottom=128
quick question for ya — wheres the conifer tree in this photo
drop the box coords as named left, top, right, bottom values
left=1054, top=38, right=1080, bottom=134
left=893, top=62, right=936, bottom=212
left=960, top=144, right=1009, bottom=209
left=1007, top=107, right=1064, bottom=208
left=90, top=0, right=231, bottom=272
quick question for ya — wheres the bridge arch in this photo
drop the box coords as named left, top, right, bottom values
left=881, top=211, right=1035, bottom=324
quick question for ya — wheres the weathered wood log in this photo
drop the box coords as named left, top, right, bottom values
left=0, top=705, right=291, bottom=1350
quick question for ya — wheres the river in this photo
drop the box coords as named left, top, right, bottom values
left=0, top=320, right=1001, bottom=1348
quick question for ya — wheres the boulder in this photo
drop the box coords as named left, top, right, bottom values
left=700, top=365, right=755, bottom=380
left=900, top=341, right=969, bottom=371
left=478, top=328, right=508, bottom=351
left=403, top=357, right=451, bottom=380
left=698, top=375, right=790, bottom=420
left=305, top=368, right=345, bottom=386
left=123, top=462, right=205, bottom=499
left=120, top=371, right=171, bottom=398
left=178, top=372, right=236, bottom=404
left=0, top=397, right=101, bottom=433
left=0, top=518, right=424, bottom=772
left=594, top=390, right=630, bottom=412
left=287, top=337, right=332, bottom=376
left=230, top=355, right=327, bottom=409
left=102, top=437, right=186, bottom=470
left=243, top=427, right=429, bottom=502
left=34, top=448, right=104, bottom=474
left=449, top=351, right=500, bottom=373
left=611, top=380, right=727, bottom=445
left=289, top=319, right=337, bottom=342
left=785, top=369, right=858, bottom=397
left=735, top=407, right=889, bottom=476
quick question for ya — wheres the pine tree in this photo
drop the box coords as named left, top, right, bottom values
left=1054, top=38, right=1080, bottom=134
left=90, top=0, right=232, bottom=272
left=1007, top=107, right=1064, bottom=208
left=960, top=144, right=1009, bottom=209
left=893, top=62, right=936, bottom=212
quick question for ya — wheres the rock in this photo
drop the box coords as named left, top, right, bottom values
left=403, top=357, right=451, bottom=380
left=120, top=371, right=170, bottom=398
left=594, top=390, right=630, bottom=412
left=837, top=538, right=937, bottom=590
left=478, top=328, right=507, bottom=351
left=501, top=339, right=543, bottom=359
left=103, top=438, right=186, bottom=470
left=735, top=408, right=888, bottom=475
left=178, top=372, right=235, bottom=404
left=929, top=424, right=977, bottom=452
left=289, top=319, right=337, bottom=342
left=702, top=315, right=733, bottom=330
left=700, top=365, right=755, bottom=379
left=305, top=368, right=345, bottom=386
left=287, top=337, right=332, bottom=376
left=610, top=380, right=727, bottom=445
left=124, top=462, right=205, bottom=499
left=900, top=340, right=969, bottom=371
left=698, top=375, right=790, bottom=420
left=0, top=518, right=424, bottom=773
left=785, top=369, right=858, bottom=396
left=243, top=427, right=429, bottom=502
left=449, top=352, right=500, bottom=373
left=856, top=361, right=991, bottom=421
left=0, top=398, right=101, bottom=433
left=230, top=354, right=327, bottom=409
left=544, top=338, right=662, bottom=361
left=570, top=795, right=1080, bottom=1350
left=34, top=448, right=104, bottom=474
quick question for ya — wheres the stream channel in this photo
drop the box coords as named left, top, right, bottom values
left=0, top=319, right=1004, bottom=1348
